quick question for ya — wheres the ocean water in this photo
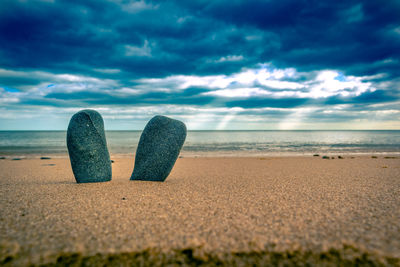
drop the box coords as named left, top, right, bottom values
left=0, top=130, right=399, bottom=157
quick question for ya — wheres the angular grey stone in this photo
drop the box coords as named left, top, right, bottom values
left=67, top=109, right=111, bottom=183
left=131, top=115, right=186, bottom=182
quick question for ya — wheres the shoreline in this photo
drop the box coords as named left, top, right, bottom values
left=1, top=151, right=400, bottom=159
left=1, top=156, right=399, bottom=265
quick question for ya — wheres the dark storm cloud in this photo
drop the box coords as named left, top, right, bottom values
left=2, top=0, right=398, bottom=82
left=323, top=89, right=400, bottom=106
left=225, top=90, right=400, bottom=109
left=226, top=98, right=308, bottom=109
left=43, top=89, right=215, bottom=106
left=169, top=0, right=400, bottom=75
left=0, top=0, right=260, bottom=80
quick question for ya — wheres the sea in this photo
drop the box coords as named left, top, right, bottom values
left=0, top=130, right=400, bottom=158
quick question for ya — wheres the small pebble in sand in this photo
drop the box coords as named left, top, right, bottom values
left=131, top=115, right=186, bottom=182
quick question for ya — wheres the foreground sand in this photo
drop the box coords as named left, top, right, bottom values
left=0, top=156, right=399, bottom=266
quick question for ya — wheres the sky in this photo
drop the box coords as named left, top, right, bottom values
left=0, top=0, right=400, bottom=130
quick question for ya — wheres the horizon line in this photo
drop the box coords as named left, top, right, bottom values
left=1, top=129, right=399, bottom=132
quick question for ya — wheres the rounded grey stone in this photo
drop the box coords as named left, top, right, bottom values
left=67, top=109, right=112, bottom=183
left=131, top=115, right=186, bottom=182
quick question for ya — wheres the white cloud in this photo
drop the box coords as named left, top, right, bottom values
left=0, top=88, right=19, bottom=104
left=215, top=55, right=243, bottom=63
left=203, top=87, right=270, bottom=98
left=0, top=68, right=118, bottom=92
left=125, top=40, right=152, bottom=57
left=133, top=65, right=303, bottom=91
left=107, top=0, right=158, bottom=13
left=376, top=110, right=400, bottom=115
left=0, top=64, right=391, bottom=130
left=307, top=70, right=373, bottom=98
left=132, top=65, right=373, bottom=99
left=136, top=75, right=228, bottom=90
left=93, top=68, right=121, bottom=74
left=0, top=64, right=377, bottom=112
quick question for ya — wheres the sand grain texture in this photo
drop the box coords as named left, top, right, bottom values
left=0, top=157, right=399, bottom=265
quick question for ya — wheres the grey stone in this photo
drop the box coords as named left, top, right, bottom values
left=67, top=109, right=111, bottom=183
left=131, top=115, right=186, bottom=182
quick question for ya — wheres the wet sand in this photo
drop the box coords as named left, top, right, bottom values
left=0, top=156, right=399, bottom=265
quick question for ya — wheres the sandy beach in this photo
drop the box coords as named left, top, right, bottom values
left=0, top=155, right=399, bottom=265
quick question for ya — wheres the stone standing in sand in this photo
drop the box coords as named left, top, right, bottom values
left=67, top=109, right=112, bottom=183
left=131, top=115, right=186, bottom=182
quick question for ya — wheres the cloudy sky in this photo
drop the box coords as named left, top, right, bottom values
left=1, top=0, right=399, bottom=130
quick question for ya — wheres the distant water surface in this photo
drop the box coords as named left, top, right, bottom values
left=0, top=130, right=399, bottom=157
